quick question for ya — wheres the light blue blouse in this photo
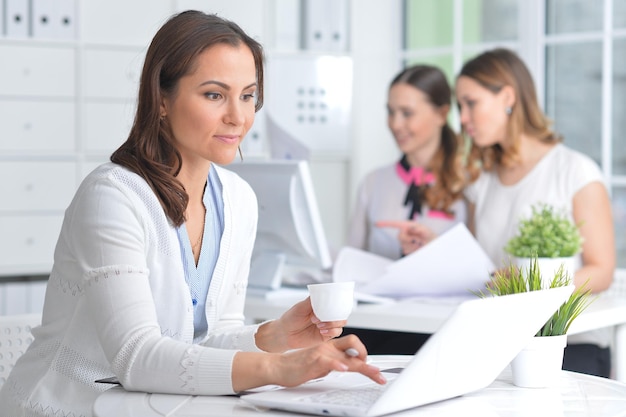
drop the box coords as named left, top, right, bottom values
left=176, top=165, right=224, bottom=337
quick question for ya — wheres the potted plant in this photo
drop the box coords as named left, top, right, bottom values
left=477, top=257, right=594, bottom=388
left=504, top=203, right=583, bottom=287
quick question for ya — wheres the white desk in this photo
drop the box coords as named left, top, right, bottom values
left=93, top=355, right=626, bottom=417
left=244, top=290, right=626, bottom=382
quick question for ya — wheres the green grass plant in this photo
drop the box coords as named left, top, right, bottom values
left=475, top=257, right=594, bottom=337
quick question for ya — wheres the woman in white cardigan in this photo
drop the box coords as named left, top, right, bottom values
left=0, top=11, right=384, bottom=417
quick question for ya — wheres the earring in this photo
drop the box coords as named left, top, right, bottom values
left=505, top=106, right=512, bottom=115
left=238, top=146, right=243, bottom=161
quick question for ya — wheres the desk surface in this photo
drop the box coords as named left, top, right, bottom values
left=93, top=355, right=626, bottom=417
left=244, top=290, right=626, bottom=336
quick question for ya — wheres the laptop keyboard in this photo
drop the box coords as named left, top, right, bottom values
left=297, top=384, right=385, bottom=408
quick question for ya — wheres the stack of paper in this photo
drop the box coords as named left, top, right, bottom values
left=333, top=223, right=495, bottom=298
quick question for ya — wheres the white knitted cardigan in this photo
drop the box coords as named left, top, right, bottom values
left=0, top=163, right=262, bottom=417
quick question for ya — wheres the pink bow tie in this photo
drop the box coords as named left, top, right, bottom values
left=396, top=164, right=435, bottom=186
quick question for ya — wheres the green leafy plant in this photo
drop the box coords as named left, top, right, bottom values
left=476, top=257, right=595, bottom=336
left=504, top=203, right=583, bottom=258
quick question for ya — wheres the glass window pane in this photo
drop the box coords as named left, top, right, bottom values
left=545, top=42, right=602, bottom=166
left=463, top=0, right=518, bottom=43
left=405, top=0, right=453, bottom=48
left=613, top=187, right=626, bottom=269
left=613, top=39, right=626, bottom=175
left=405, top=55, right=455, bottom=84
left=614, top=1, right=626, bottom=29
left=546, top=0, right=602, bottom=34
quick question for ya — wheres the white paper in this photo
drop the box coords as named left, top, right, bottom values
left=334, top=224, right=495, bottom=298
left=333, top=246, right=392, bottom=285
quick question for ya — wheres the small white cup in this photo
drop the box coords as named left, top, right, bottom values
left=307, top=281, right=355, bottom=321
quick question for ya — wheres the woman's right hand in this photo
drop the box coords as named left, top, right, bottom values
left=376, top=220, right=437, bottom=255
left=232, top=335, right=386, bottom=392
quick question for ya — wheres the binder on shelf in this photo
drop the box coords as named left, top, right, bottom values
left=5, top=0, right=29, bottom=38
left=32, top=0, right=76, bottom=40
left=302, top=0, right=349, bottom=52
left=0, top=1, right=5, bottom=37
left=31, top=0, right=54, bottom=39
left=55, top=0, right=77, bottom=40
left=27, top=280, right=47, bottom=314
left=272, top=0, right=301, bottom=51
left=3, top=282, right=29, bottom=315
left=328, top=0, right=349, bottom=52
left=302, top=0, right=330, bottom=51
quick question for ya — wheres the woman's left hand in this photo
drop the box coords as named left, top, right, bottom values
left=255, top=297, right=346, bottom=353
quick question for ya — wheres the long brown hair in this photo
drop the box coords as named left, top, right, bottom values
left=111, top=10, right=264, bottom=226
left=458, top=48, right=560, bottom=179
left=391, top=65, right=465, bottom=213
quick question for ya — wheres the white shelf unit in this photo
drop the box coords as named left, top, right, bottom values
left=0, top=0, right=183, bottom=315
left=0, top=0, right=172, bottom=278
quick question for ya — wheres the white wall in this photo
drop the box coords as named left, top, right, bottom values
left=349, top=0, right=403, bottom=213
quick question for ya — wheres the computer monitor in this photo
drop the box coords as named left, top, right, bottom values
left=225, top=159, right=332, bottom=293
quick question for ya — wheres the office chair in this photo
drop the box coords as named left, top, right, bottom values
left=0, top=314, right=41, bottom=388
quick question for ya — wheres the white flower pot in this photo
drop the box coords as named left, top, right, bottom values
left=511, top=334, right=567, bottom=388
left=513, top=257, right=576, bottom=288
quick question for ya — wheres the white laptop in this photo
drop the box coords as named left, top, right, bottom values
left=241, top=286, right=574, bottom=417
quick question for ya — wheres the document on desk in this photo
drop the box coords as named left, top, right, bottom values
left=333, top=223, right=495, bottom=298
